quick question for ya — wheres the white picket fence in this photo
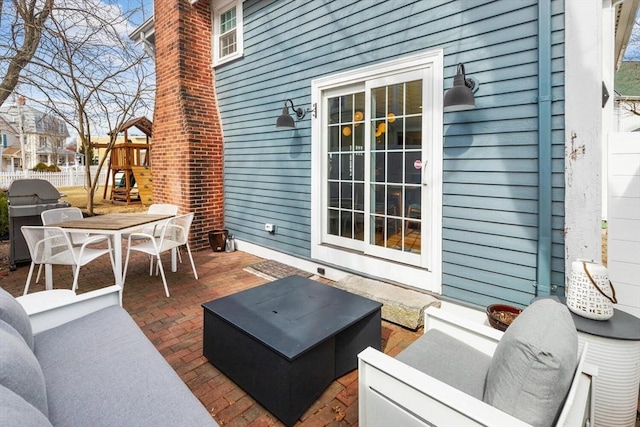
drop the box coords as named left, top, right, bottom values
left=0, top=167, right=108, bottom=190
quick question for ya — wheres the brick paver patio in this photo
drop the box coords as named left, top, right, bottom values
left=1, top=246, right=422, bottom=426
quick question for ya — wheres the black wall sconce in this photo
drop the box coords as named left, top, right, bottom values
left=443, top=63, right=478, bottom=112
left=275, top=99, right=317, bottom=129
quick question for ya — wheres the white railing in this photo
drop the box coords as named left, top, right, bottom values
left=0, top=167, right=108, bottom=190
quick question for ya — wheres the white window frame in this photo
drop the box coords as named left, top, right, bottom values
left=212, top=0, right=243, bottom=66
left=311, top=50, right=444, bottom=294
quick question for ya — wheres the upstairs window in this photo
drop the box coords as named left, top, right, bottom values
left=219, top=8, right=236, bottom=56
left=213, top=0, right=243, bottom=66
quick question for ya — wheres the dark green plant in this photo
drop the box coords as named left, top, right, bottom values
left=30, top=163, right=60, bottom=172
left=32, top=162, right=49, bottom=171
left=0, top=190, right=8, bottom=239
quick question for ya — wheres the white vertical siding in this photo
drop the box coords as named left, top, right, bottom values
left=607, top=133, right=640, bottom=317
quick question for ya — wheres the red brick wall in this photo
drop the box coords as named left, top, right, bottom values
left=153, top=0, right=223, bottom=251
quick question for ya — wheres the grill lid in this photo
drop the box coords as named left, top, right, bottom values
left=7, top=179, right=62, bottom=205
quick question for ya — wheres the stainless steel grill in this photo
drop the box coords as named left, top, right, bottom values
left=8, top=179, right=70, bottom=270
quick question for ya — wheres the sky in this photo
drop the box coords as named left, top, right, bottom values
left=116, top=0, right=154, bottom=31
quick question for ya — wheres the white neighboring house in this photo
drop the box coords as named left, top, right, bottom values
left=0, top=115, right=20, bottom=172
left=0, top=97, right=71, bottom=171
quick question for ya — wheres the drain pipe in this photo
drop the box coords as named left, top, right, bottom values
left=536, top=0, right=552, bottom=296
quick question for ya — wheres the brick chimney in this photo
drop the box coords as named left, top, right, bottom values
left=152, top=0, right=224, bottom=250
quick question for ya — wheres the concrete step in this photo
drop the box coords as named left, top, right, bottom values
left=334, top=275, right=440, bottom=330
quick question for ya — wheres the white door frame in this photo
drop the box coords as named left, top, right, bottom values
left=310, top=50, right=444, bottom=293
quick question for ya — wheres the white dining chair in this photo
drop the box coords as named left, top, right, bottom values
left=41, top=207, right=97, bottom=245
left=122, top=203, right=181, bottom=270
left=122, top=213, right=198, bottom=297
left=149, top=204, right=183, bottom=264
left=38, top=207, right=111, bottom=284
left=147, top=203, right=179, bottom=216
left=21, top=226, right=117, bottom=295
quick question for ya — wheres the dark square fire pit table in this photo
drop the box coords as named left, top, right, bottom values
left=202, top=275, right=382, bottom=426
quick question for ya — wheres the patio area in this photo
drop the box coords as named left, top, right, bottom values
left=0, top=244, right=422, bottom=426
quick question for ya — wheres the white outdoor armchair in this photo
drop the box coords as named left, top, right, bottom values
left=21, top=226, right=117, bottom=295
left=358, top=300, right=597, bottom=427
left=122, top=213, right=198, bottom=297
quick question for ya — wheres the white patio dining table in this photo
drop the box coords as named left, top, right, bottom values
left=44, top=213, right=176, bottom=291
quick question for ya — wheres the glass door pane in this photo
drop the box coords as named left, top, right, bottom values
left=369, top=80, right=423, bottom=255
left=322, top=72, right=428, bottom=267
left=327, top=92, right=365, bottom=241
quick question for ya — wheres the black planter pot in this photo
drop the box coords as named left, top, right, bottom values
left=209, top=229, right=228, bottom=252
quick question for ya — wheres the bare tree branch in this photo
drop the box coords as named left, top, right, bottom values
left=19, top=0, right=155, bottom=214
left=617, top=98, right=640, bottom=117
left=0, top=0, right=54, bottom=106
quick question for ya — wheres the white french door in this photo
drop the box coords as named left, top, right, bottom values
left=311, top=51, right=443, bottom=292
left=323, top=70, right=432, bottom=267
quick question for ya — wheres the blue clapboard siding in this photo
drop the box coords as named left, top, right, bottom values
left=441, top=0, right=565, bottom=307
left=216, top=0, right=565, bottom=308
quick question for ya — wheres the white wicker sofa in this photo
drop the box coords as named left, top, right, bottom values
left=358, top=299, right=597, bottom=427
left=0, top=285, right=217, bottom=427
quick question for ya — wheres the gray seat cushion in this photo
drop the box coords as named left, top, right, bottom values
left=0, top=384, right=53, bottom=427
left=0, top=319, right=48, bottom=417
left=396, top=328, right=491, bottom=400
left=483, top=298, right=578, bottom=427
left=35, top=305, right=217, bottom=426
left=0, top=286, right=34, bottom=350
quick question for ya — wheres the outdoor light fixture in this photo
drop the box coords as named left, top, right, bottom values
left=275, top=99, right=317, bottom=129
left=443, top=63, right=477, bottom=112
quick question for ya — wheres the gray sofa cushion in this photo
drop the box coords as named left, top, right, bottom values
left=483, top=298, right=578, bottom=427
left=35, top=305, right=217, bottom=426
left=0, top=286, right=34, bottom=350
left=396, top=328, right=491, bottom=400
left=0, top=319, right=48, bottom=417
left=0, top=384, right=53, bottom=427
